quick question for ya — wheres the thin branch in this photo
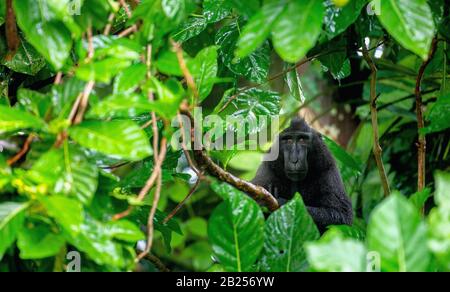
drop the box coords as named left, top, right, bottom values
left=73, top=81, right=95, bottom=125
left=5, top=0, right=20, bottom=59
left=54, top=72, right=63, bottom=85
left=171, top=40, right=199, bottom=105
left=179, top=105, right=279, bottom=211
left=218, top=49, right=344, bottom=113
left=118, top=25, right=138, bottom=38
left=103, top=13, right=115, bottom=36
left=415, top=37, right=438, bottom=192
left=163, top=177, right=202, bottom=224
left=362, top=45, right=391, bottom=197
left=143, top=254, right=170, bottom=272
left=7, top=134, right=35, bottom=166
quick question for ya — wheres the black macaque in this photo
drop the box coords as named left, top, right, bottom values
left=252, top=118, right=353, bottom=233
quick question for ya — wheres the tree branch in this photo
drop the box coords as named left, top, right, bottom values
left=415, top=37, right=438, bottom=192
left=362, top=45, right=391, bottom=197
left=179, top=105, right=279, bottom=211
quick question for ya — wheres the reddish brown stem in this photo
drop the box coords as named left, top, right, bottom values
left=7, top=134, right=35, bottom=166
left=5, top=0, right=20, bottom=59
left=415, top=38, right=438, bottom=192
left=362, top=45, right=391, bottom=197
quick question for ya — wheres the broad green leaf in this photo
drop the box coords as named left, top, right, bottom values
left=409, top=188, right=432, bottom=212
left=285, top=65, right=305, bottom=102
left=185, top=217, right=208, bottom=238
left=17, top=224, right=65, bottom=259
left=189, top=46, right=218, bottom=102
left=145, top=78, right=184, bottom=119
left=0, top=155, right=12, bottom=189
left=272, top=0, right=324, bottom=62
left=0, top=105, right=46, bottom=134
left=65, top=217, right=125, bottom=268
left=208, top=183, right=265, bottom=272
left=216, top=20, right=270, bottom=83
left=323, top=224, right=366, bottom=241
left=87, top=93, right=153, bottom=119
left=17, top=89, right=51, bottom=118
left=306, top=233, right=366, bottom=272
left=26, top=145, right=98, bottom=204
left=367, top=193, right=431, bottom=272
left=323, top=136, right=362, bottom=181
left=428, top=207, right=450, bottom=271
left=260, top=194, right=320, bottom=272
left=106, top=220, right=145, bottom=242
left=172, top=16, right=207, bottom=42
left=1, top=38, right=46, bottom=75
left=216, top=88, right=281, bottom=134
left=69, top=120, right=152, bottom=161
left=113, top=63, right=147, bottom=94
left=0, top=202, right=29, bottom=259
left=377, top=0, right=435, bottom=60
left=236, top=1, right=285, bottom=58
left=155, top=50, right=186, bottom=77
left=434, top=171, right=450, bottom=210
left=423, top=93, right=450, bottom=134
left=228, top=0, right=260, bottom=18
left=76, top=58, right=133, bottom=83
left=0, top=0, right=4, bottom=26
left=40, top=196, right=83, bottom=236
left=324, top=0, right=368, bottom=39
left=14, top=0, right=80, bottom=69
left=203, top=0, right=231, bottom=23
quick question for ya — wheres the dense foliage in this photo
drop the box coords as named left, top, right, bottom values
left=0, top=0, right=449, bottom=272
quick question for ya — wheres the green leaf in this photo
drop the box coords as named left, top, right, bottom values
left=409, top=188, right=432, bottom=212
left=26, top=145, right=99, bottom=204
left=272, top=0, right=324, bottom=62
left=106, top=220, right=145, bottom=242
left=367, top=193, right=431, bottom=272
left=1, top=38, right=46, bottom=75
left=69, top=120, right=153, bottom=161
left=216, top=88, right=281, bottom=134
left=189, top=46, right=219, bottom=102
left=323, top=0, right=368, bottom=39
left=434, top=171, right=450, bottom=210
left=260, top=194, right=320, bottom=272
left=0, top=105, right=46, bottom=134
left=377, top=0, right=435, bottom=60
left=423, top=93, right=450, bottom=134
left=65, top=216, right=125, bottom=268
left=17, top=89, right=51, bottom=118
left=0, top=0, right=4, bottom=26
left=208, top=183, right=265, bottom=272
left=285, top=65, right=305, bottom=102
left=76, top=58, right=133, bottom=83
left=172, top=16, right=207, bottom=42
left=203, top=0, right=231, bottom=23
left=228, top=0, right=260, bottom=18
left=306, top=232, right=366, bottom=272
left=236, top=1, right=285, bottom=58
left=0, top=202, right=29, bottom=259
left=216, top=20, right=270, bottom=83
left=40, top=196, right=83, bottom=236
left=87, top=93, right=153, bottom=119
left=17, top=223, right=65, bottom=259
left=113, top=63, right=147, bottom=94
left=14, top=0, right=79, bottom=69
left=323, top=136, right=362, bottom=181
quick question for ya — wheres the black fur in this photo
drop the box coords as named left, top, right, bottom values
left=252, top=118, right=353, bottom=232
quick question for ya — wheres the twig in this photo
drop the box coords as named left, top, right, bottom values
left=54, top=72, right=63, bottom=85
left=415, top=37, right=438, bottom=192
left=171, top=40, right=199, bottom=105
left=7, top=134, right=35, bottom=166
left=177, top=113, right=201, bottom=176
left=218, top=49, right=344, bottom=113
left=163, top=177, right=202, bottom=224
left=73, top=81, right=95, bottom=125
left=362, top=45, right=391, bottom=197
left=144, top=254, right=170, bottom=272
left=118, top=25, right=138, bottom=38
left=5, top=0, right=20, bottom=59
left=103, top=13, right=115, bottom=35
left=180, top=105, right=279, bottom=211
